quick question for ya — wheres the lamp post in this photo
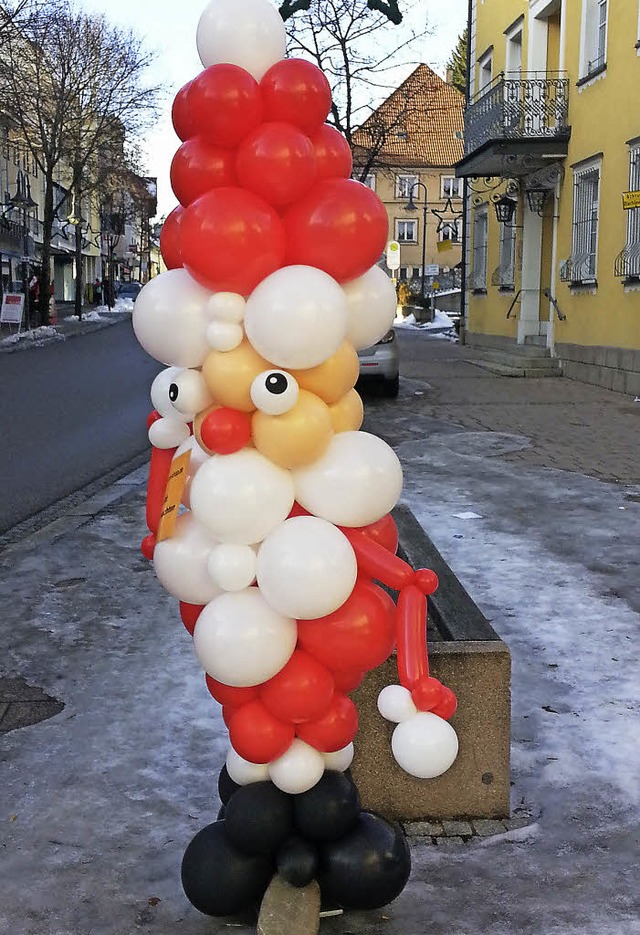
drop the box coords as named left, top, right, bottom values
left=405, top=180, right=428, bottom=300
left=10, top=171, right=37, bottom=328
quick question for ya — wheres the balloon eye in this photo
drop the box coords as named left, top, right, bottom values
left=169, top=383, right=179, bottom=402
left=251, top=370, right=299, bottom=415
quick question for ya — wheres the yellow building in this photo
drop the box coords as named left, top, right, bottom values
left=457, top=0, right=640, bottom=393
left=353, top=65, right=464, bottom=294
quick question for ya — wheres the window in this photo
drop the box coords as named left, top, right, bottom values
left=471, top=206, right=488, bottom=291
left=396, top=219, right=417, bottom=242
left=580, top=0, right=608, bottom=78
left=439, top=222, right=460, bottom=243
left=564, top=160, right=601, bottom=283
left=396, top=175, right=418, bottom=199
left=478, top=50, right=493, bottom=94
left=363, top=173, right=376, bottom=191
left=496, top=213, right=517, bottom=289
left=615, top=144, right=640, bottom=280
left=441, top=176, right=463, bottom=199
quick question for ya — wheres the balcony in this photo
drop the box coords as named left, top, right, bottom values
left=456, top=74, right=571, bottom=179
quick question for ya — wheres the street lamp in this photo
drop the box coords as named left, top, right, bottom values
left=10, top=172, right=37, bottom=327
left=405, top=180, right=428, bottom=300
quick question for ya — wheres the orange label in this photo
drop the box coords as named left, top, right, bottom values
left=156, top=449, right=191, bottom=542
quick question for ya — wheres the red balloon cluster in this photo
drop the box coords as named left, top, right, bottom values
left=165, top=58, right=388, bottom=295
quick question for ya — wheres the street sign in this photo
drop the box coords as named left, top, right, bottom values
left=386, top=240, right=401, bottom=270
left=425, top=264, right=440, bottom=276
left=0, top=293, right=24, bottom=325
left=622, top=191, right=640, bottom=210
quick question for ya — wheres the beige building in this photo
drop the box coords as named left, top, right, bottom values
left=352, top=65, right=465, bottom=293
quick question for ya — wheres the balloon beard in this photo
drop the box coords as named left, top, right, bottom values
left=133, top=0, right=459, bottom=920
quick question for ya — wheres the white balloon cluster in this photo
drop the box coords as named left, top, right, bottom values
left=377, top=685, right=459, bottom=779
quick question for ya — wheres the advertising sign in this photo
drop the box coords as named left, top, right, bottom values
left=622, top=191, right=640, bottom=210
left=0, top=292, right=24, bottom=325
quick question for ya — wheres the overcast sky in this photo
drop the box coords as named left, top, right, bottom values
left=77, top=0, right=467, bottom=218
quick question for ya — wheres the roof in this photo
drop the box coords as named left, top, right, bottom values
left=352, top=64, right=464, bottom=169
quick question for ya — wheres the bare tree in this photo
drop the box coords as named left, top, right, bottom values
left=284, top=0, right=430, bottom=177
left=0, top=1, right=160, bottom=325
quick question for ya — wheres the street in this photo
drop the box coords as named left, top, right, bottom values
left=0, top=318, right=161, bottom=536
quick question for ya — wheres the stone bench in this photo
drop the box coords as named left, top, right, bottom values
left=351, top=504, right=511, bottom=821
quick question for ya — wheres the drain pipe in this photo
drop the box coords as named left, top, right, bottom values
left=459, top=0, right=474, bottom=345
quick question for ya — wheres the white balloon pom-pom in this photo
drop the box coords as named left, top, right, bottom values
left=153, top=512, right=221, bottom=605
left=148, top=417, right=191, bottom=450
left=133, top=269, right=211, bottom=367
left=206, top=321, right=244, bottom=352
left=268, top=739, right=325, bottom=794
left=377, top=685, right=418, bottom=723
left=342, top=266, right=398, bottom=350
left=391, top=712, right=459, bottom=779
left=245, top=266, right=347, bottom=370
left=208, top=544, right=257, bottom=591
left=193, top=587, right=297, bottom=687
left=323, top=744, right=355, bottom=773
left=257, top=517, right=357, bottom=619
left=294, top=432, right=403, bottom=527
left=190, top=448, right=295, bottom=545
left=207, top=292, right=246, bottom=324
left=196, top=0, right=286, bottom=80
left=226, top=747, right=270, bottom=786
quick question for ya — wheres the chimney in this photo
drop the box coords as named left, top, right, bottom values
left=446, top=66, right=454, bottom=84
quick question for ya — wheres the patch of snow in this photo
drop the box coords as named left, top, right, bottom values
left=94, top=298, right=133, bottom=314
left=0, top=326, right=64, bottom=347
left=66, top=310, right=105, bottom=323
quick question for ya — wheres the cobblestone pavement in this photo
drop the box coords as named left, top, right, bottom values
left=393, top=331, right=640, bottom=486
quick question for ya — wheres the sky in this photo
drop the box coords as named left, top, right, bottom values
left=76, top=0, right=467, bottom=220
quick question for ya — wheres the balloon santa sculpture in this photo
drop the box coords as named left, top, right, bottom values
left=133, top=0, right=459, bottom=919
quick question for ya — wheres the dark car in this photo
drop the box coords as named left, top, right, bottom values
left=117, top=281, right=142, bottom=299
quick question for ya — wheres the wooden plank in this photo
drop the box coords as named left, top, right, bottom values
left=257, top=875, right=320, bottom=935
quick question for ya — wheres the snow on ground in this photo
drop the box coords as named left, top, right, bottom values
left=395, top=309, right=457, bottom=337
left=0, top=325, right=64, bottom=347
left=94, top=298, right=134, bottom=314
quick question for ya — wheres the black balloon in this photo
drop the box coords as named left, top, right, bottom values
left=225, top=782, right=294, bottom=856
left=294, top=771, right=360, bottom=842
left=181, top=820, right=273, bottom=917
left=217, top=804, right=226, bottom=820
left=277, top=835, right=319, bottom=888
left=218, top=765, right=241, bottom=805
left=318, top=812, right=411, bottom=910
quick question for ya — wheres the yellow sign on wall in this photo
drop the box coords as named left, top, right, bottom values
left=622, top=191, right=640, bottom=210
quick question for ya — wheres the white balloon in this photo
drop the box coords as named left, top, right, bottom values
left=245, top=266, right=347, bottom=370
left=193, top=587, right=297, bottom=687
left=153, top=512, right=222, bottom=605
left=207, top=292, right=246, bottom=324
left=196, top=0, right=286, bottom=81
left=174, top=436, right=210, bottom=508
left=391, top=712, right=459, bottom=779
left=150, top=367, right=189, bottom=419
left=190, top=449, right=295, bottom=545
left=257, top=517, right=357, bottom=620
left=226, top=748, right=270, bottom=786
left=377, top=685, right=417, bottom=723
left=323, top=744, right=355, bottom=772
left=206, top=321, right=244, bottom=352
left=268, top=739, right=325, bottom=794
left=342, top=266, right=398, bottom=350
left=167, top=369, right=213, bottom=415
left=133, top=269, right=211, bottom=367
left=148, top=417, right=191, bottom=450
left=208, top=544, right=257, bottom=591
left=294, top=432, right=403, bottom=527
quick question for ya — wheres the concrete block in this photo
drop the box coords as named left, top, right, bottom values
left=351, top=641, right=511, bottom=821
left=442, top=820, right=474, bottom=837
left=404, top=821, right=444, bottom=837
left=471, top=819, right=508, bottom=836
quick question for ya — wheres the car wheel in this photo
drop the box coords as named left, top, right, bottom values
left=383, top=375, right=399, bottom=398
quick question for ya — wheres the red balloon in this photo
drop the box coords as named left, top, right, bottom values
left=411, top=675, right=444, bottom=712
left=261, top=59, right=332, bottom=134
left=236, top=122, right=316, bottom=208
left=199, top=407, right=252, bottom=455
left=414, top=568, right=439, bottom=595
left=296, top=694, right=358, bottom=753
left=260, top=650, right=334, bottom=723
left=187, top=64, right=263, bottom=148
left=170, top=138, right=237, bottom=207
left=332, top=668, right=365, bottom=693
left=431, top=687, right=458, bottom=721
left=160, top=205, right=184, bottom=270
left=311, top=124, right=353, bottom=180
left=180, top=601, right=205, bottom=636
left=172, top=80, right=197, bottom=141
left=205, top=675, right=259, bottom=707
left=288, top=502, right=311, bottom=519
left=181, top=187, right=286, bottom=294
left=222, top=704, right=238, bottom=729
left=141, top=533, right=156, bottom=561
left=229, top=700, right=295, bottom=764
left=297, top=579, right=396, bottom=672
left=284, top=179, right=389, bottom=282
left=357, top=514, right=399, bottom=554
left=396, top=585, right=428, bottom=690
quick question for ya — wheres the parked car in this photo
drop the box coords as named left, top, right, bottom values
left=117, top=281, right=142, bottom=299
left=357, top=328, right=399, bottom=397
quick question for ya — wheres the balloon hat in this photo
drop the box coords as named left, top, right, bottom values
left=133, top=0, right=459, bottom=920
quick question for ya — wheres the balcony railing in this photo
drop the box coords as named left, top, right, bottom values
left=464, top=74, right=571, bottom=158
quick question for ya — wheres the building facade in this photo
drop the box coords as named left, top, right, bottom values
left=457, top=0, right=640, bottom=394
left=353, top=65, right=464, bottom=295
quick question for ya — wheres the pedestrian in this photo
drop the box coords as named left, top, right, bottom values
left=29, top=273, right=40, bottom=308
left=94, top=277, right=103, bottom=305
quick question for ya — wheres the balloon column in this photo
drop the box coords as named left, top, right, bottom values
left=133, top=0, right=459, bottom=919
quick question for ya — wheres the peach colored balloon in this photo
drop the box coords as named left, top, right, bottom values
left=328, top=389, right=364, bottom=433
left=252, top=389, right=333, bottom=469
left=202, top=340, right=269, bottom=412
left=292, top=340, right=359, bottom=405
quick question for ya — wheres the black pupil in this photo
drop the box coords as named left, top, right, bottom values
left=266, top=373, right=288, bottom=395
left=169, top=383, right=179, bottom=402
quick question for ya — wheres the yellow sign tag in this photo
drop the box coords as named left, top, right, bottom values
left=622, top=190, right=640, bottom=210
left=157, top=449, right=191, bottom=542
left=437, top=239, right=453, bottom=253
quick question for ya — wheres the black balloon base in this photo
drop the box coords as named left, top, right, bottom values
left=181, top=768, right=411, bottom=920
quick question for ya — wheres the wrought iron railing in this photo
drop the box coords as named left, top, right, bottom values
left=464, top=74, right=571, bottom=157
left=614, top=243, right=640, bottom=280
left=491, top=263, right=515, bottom=290
left=559, top=253, right=597, bottom=285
